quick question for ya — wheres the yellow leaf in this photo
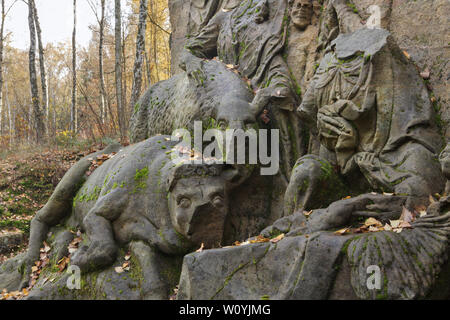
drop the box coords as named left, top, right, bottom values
left=335, top=228, right=350, bottom=235
left=390, top=220, right=401, bottom=229
left=303, top=210, right=313, bottom=217
left=403, top=50, right=410, bottom=59
left=195, top=243, right=204, bottom=253
left=365, top=217, right=382, bottom=227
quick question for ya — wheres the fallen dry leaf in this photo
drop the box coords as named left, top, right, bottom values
left=335, top=228, right=350, bottom=235
left=429, top=195, right=437, bottom=203
left=249, top=235, right=270, bottom=244
left=403, top=50, right=411, bottom=59
left=195, top=243, right=205, bottom=253
left=400, top=206, right=415, bottom=223
left=365, top=217, right=383, bottom=228
left=270, top=234, right=285, bottom=243
left=303, top=210, right=313, bottom=217
left=115, top=266, right=124, bottom=274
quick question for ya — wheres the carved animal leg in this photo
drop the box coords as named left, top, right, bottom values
left=17, top=217, right=49, bottom=289
left=284, top=155, right=345, bottom=214
left=19, top=144, right=122, bottom=288
left=130, top=241, right=170, bottom=300
left=70, top=210, right=118, bottom=273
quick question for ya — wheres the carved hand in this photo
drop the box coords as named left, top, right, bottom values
left=317, top=113, right=355, bottom=142
left=355, top=152, right=380, bottom=172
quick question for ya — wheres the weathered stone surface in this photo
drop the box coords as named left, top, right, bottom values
left=22, top=240, right=182, bottom=300
left=4, top=137, right=247, bottom=297
left=182, top=0, right=305, bottom=176
left=2, top=0, right=448, bottom=301
left=177, top=232, right=356, bottom=300
left=0, top=253, right=25, bottom=292
left=296, top=27, right=444, bottom=209
left=169, top=0, right=226, bottom=75
left=129, top=57, right=255, bottom=143
left=286, top=0, right=321, bottom=96
left=389, top=0, right=450, bottom=140
left=178, top=193, right=450, bottom=300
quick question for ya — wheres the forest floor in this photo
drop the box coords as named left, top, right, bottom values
left=0, top=142, right=105, bottom=263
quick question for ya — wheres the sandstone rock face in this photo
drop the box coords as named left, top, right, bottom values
left=389, top=0, right=450, bottom=139
left=1, top=0, right=448, bottom=301
left=169, top=0, right=449, bottom=139
left=178, top=195, right=450, bottom=300
left=129, top=58, right=255, bottom=143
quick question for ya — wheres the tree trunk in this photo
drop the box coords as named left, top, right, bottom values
left=115, top=0, right=126, bottom=142
left=0, top=0, right=4, bottom=136
left=144, top=51, right=151, bottom=87
left=33, top=1, right=48, bottom=135
left=28, top=0, right=45, bottom=143
left=150, top=0, right=160, bottom=83
left=121, top=28, right=126, bottom=117
left=129, top=0, right=147, bottom=116
left=71, top=0, right=77, bottom=133
left=99, top=0, right=107, bottom=125
left=5, top=73, right=12, bottom=145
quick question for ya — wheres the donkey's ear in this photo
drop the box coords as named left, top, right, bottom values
left=222, top=164, right=252, bottom=188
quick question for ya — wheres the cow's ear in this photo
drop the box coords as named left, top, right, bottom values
left=222, top=164, right=252, bottom=188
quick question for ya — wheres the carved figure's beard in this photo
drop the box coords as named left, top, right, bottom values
left=291, top=9, right=312, bottom=30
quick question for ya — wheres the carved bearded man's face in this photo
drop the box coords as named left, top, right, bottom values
left=291, top=0, right=313, bottom=30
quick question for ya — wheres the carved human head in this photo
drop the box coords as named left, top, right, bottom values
left=167, top=163, right=244, bottom=248
left=291, top=0, right=313, bottom=30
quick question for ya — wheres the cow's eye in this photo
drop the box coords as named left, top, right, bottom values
left=212, top=195, right=224, bottom=207
left=178, top=198, right=191, bottom=209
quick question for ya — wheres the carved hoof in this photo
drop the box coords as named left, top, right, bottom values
left=70, top=242, right=117, bottom=273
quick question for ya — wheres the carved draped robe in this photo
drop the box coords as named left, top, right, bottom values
left=299, top=34, right=445, bottom=197
left=186, top=0, right=296, bottom=109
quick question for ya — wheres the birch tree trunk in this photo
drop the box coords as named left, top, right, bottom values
left=115, top=0, right=126, bottom=142
left=28, top=0, right=45, bottom=143
left=129, top=0, right=147, bottom=115
left=33, top=1, right=48, bottom=134
left=71, top=0, right=77, bottom=133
